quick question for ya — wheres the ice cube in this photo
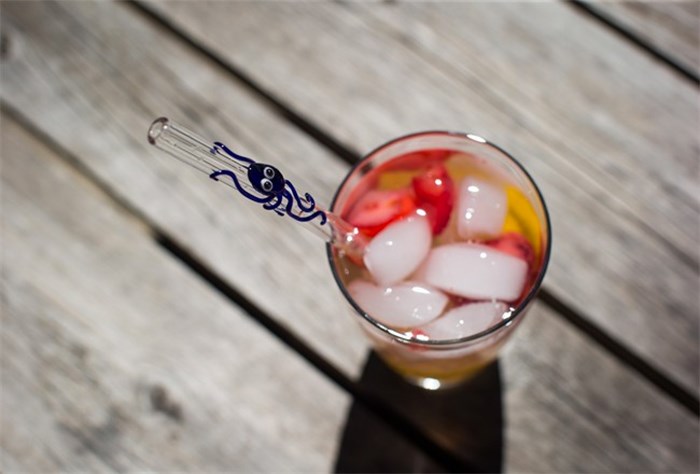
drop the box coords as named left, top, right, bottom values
left=457, top=177, right=507, bottom=240
left=363, top=215, right=431, bottom=286
left=419, top=301, right=508, bottom=340
left=420, top=243, right=528, bottom=301
left=348, top=280, right=448, bottom=328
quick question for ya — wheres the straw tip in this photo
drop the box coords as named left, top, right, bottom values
left=148, top=117, right=169, bottom=145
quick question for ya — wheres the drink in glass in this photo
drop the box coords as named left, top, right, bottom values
left=327, top=132, right=551, bottom=390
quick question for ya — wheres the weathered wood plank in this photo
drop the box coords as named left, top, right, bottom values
left=0, top=0, right=370, bottom=379
left=0, top=114, right=348, bottom=472
left=142, top=0, right=700, bottom=394
left=1, top=2, right=698, bottom=472
left=502, top=302, right=698, bottom=473
left=585, top=0, right=700, bottom=79
left=344, top=302, right=700, bottom=473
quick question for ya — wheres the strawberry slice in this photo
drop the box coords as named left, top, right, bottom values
left=412, top=164, right=454, bottom=235
left=374, top=149, right=452, bottom=174
left=450, top=295, right=478, bottom=307
left=346, top=188, right=417, bottom=237
left=486, top=232, right=536, bottom=269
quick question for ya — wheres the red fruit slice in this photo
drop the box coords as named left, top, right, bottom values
left=412, top=164, right=454, bottom=235
left=486, top=232, right=536, bottom=269
left=374, top=149, right=452, bottom=174
left=450, top=295, right=478, bottom=307
left=420, top=149, right=452, bottom=164
left=416, top=202, right=452, bottom=237
left=346, top=188, right=417, bottom=237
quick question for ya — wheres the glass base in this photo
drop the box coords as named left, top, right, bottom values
left=404, top=374, right=475, bottom=391
left=385, top=355, right=495, bottom=390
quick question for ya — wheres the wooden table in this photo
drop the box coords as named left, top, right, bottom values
left=1, top=2, right=698, bottom=472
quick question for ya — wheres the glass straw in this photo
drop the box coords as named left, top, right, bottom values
left=147, top=117, right=366, bottom=256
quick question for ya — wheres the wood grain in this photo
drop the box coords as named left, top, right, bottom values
left=0, top=0, right=371, bottom=379
left=586, top=0, right=700, bottom=78
left=141, top=0, right=700, bottom=394
left=0, top=114, right=348, bottom=472
left=502, top=302, right=698, bottom=473
left=1, top=2, right=698, bottom=471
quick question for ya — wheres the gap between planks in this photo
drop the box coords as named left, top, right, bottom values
left=125, top=0, right=357, bottom=166
left=0, top=101, right=474, bottom=474
left=126, top=0, right=699, bottom=417
left=567, top=0, right=699, bottom=86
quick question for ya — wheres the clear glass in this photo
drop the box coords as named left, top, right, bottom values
left=326, top=131, right=551, bottom=390
left=147, top=117, right=367, bottom=256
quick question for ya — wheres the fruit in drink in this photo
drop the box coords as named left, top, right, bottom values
left=333, top=148, right=544, bottom=385
left=347, top=189, right=416, bottom=237
left=412, top=163, right=454, bottom=234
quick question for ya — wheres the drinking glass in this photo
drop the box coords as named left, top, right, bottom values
left=327, top=131, right=551, bottom=390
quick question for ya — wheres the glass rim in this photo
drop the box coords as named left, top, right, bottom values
left=326, top=130, right=552, bottom=347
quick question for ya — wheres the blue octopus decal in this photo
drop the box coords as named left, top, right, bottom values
left=208, top=142, right=327, bottom=226
left=248, top=162, right=286, bottom=195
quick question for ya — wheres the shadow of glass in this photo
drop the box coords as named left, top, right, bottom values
left=334, top=351, right=503, bottom=473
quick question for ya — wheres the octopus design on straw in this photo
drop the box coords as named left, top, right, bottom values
left=209, top=142, right=327, bottom=225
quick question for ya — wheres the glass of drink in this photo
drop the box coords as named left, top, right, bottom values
left=147, top=119, right=550, bottom=391
left=327, top=131, right=551, bottom=390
